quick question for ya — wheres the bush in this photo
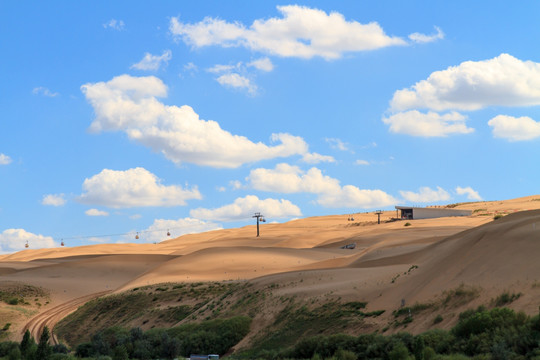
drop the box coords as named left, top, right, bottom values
left=52, top=343, right=69, bottom=354
left=433, top=315, right=444, bottom=325
left=7, top=298, right=19, bottom=305
left=404, top=222, right=412, bottom=227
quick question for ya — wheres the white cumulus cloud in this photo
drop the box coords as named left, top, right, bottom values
left=82, top=74, right=321, bottom=168
left=77, top=167, right=201, bottom=208
left=455, top=186, right=482, bottom=201
left=390, top=54, right=540, bottom=112
left=216, top=73, right=257, bottom=94
left=0, top=153, right=12, bottom=165
left=139, top=217, right=223, bottom=243
left=0, top=229, right=58, bottom=254
left=170, top=5, right=406, bottom=60
left=408, top=26, right=444, bottom=43
left=85, top=208, right=109, bottom=216
left=131, top=50, right=172, bottom=71
left=42, top=194, right=66, bottom=206
left=190, top=195, right=302, bottom=222
left=383, top=110, right=474, bottom=137
left=247, top=163, right=396, bottom=208
left=400, top=186, right=451, bottom=203
left=488, top=115, right=540, bottom=141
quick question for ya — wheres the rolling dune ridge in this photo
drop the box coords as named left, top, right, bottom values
left=1, top=195, right=540, bottom=345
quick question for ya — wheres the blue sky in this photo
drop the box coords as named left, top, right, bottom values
left=1, top=1, right=540, bottom=252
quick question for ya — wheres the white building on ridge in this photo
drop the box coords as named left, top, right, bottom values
left=395, top=206, right=472, bottom=220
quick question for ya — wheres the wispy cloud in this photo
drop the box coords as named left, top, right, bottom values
left=32, top=87, right=59, bottom=97
left=0, top=153, right=12, bottom=165
left=325, top=137, right=349, bottom=151
left=248, top=58, right=274, bottom=72
left=456, top=186, right=482, bottom=201
left=408, top=26, right=444, bottom=43
left=400, top=186, right=451, bottom=203
left=103, top=19, right=125, bottom=31
left=131, top=50, right=172, bottom=71
left=301, top=152, right=335, bottom=164
left=355, top=159, right=370, bottom=166
left=139, top=217, right=222, bottom=243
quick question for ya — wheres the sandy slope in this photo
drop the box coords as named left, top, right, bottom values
left=1, top=195, right=540, bottom=340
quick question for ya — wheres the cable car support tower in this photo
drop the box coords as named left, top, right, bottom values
left=252, top=212, right=266, bottom=237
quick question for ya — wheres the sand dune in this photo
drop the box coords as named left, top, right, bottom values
left=377, top=209, right=540, bottom=303
left=1, top=195, right=540, bottom=340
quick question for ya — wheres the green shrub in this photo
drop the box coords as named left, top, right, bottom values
left=433, top=315, right=443, bottom=324
left=7, top=298, right=19, bottom=305
left=404, top=222, right=412, bottom=227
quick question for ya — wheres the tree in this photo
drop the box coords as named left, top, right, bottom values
left=414, top=336, right=425, bottom=360
left=160, top=332, right=181, bottom=360
left=20, top=330, right=34, bottom=359
left=389, top=342, right=410, bottom=360
left=36, top=326, right=52, bottom=360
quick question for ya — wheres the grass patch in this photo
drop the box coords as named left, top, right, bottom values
left=393, top=302, right=433, bottom=318
left=55, top=281, right=244, bottom=346
left=391, top=302, right=434, bottom=328
left=247, top=300, right=384, bottom=354
left=442, top=284, right=480, bottom=308
left=493, top=291, right=522, bottom=307
left=0, top=283, right=48, bottom=306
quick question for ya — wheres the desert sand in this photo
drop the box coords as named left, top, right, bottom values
left=1, top=195, right=540, bottom=342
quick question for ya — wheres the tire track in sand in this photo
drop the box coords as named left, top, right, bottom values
left=22, top=290, right=111, bottom=345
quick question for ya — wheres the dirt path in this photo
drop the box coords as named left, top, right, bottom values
left=22, top=290, right=111, bottom=345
